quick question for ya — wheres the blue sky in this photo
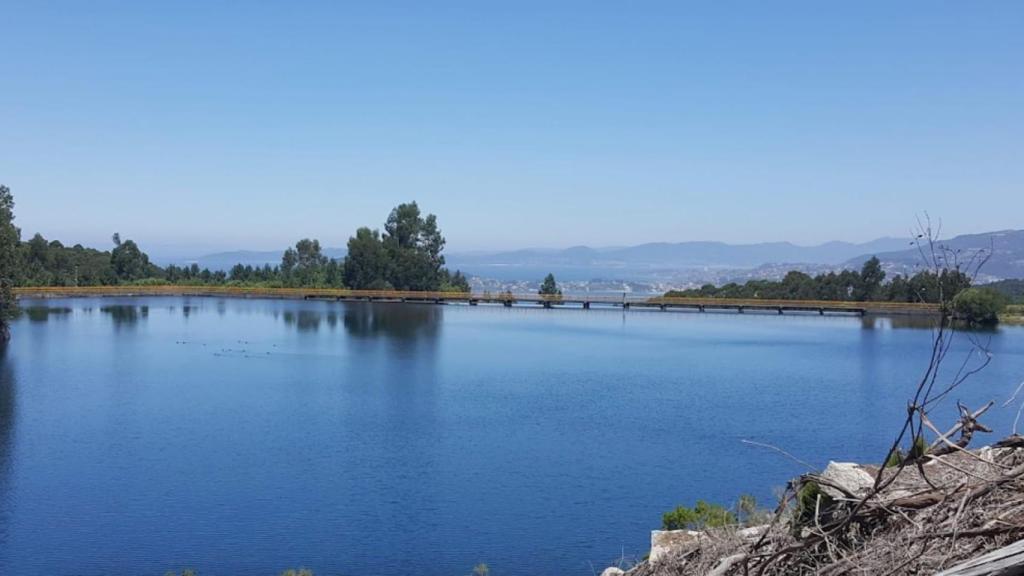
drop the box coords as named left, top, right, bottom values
left=1, top=1, right=1021, bottom=257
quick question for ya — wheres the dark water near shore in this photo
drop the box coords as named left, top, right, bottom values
left=1, top=297, right=1022, bottom=576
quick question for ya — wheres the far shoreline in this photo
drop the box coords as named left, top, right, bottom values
left=14, top=285, right=942, bottom=318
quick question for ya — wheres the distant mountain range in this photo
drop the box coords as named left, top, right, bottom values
left=445, top=237, right=911, bottom=279
left=842, top=229, right=1024, bottom=280
left=180, top=230, right=1024, bottom=283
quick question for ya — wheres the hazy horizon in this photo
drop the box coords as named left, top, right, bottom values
left=0, top=229, right=947, bottom=262
left=3, top=2, right=1022, bottom=254
left=12, top=225, right=1017, bottom=263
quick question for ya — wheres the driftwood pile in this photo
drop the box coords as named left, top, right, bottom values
left=625, top=409, right=1024, bottom=576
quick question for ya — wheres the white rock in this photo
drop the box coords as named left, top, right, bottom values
left=600, top=568, right=625, bottom=576
left=737, top=524, right=768, bottom=541
left=649, top=529, right=701, bottom=565
left=819, top=461, right=875, bottom=498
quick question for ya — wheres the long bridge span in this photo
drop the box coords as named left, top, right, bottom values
left=15, top=286, right=941, bottom=316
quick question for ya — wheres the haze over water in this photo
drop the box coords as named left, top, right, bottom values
left=1, top=297, right=1022, bottom=576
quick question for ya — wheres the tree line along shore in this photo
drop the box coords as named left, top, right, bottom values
left=0, top=184, right=1018, bottom=341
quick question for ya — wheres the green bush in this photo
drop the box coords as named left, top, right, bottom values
left=952, top=287, right=1007, bottom=325
left=795, top=481, right=833, bottom=525
left=884, top=448, right=903, bottom=468
left=662, top=500, right=736, bottom=530
left=131, top=277, right=170, bottom=286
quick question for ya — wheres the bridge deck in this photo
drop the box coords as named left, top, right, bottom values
left=14, top=286, right=942, bottom=316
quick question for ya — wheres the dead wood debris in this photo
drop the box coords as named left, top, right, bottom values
left=626, top=436, right=1024, bottom=576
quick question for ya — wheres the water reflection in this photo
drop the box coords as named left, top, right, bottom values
left=0, top=345, right=15, bottom=538
left=275, top=302, right=443, bottom=341
left=100, top=305, right=149, bottom=328
left=281, top=310, right=340, bottom=332
left=856, top=315, right=999, bottom=332
left=857, top=315, right=939, bottom=330
left=21, top=306, right=72, bottom=322
left=342, top=303, right=441, bottom=341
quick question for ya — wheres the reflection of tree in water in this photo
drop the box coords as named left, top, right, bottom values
left=22, top=306, right=72, bottom=322
left=343, top=303, right=441, bottom=341
left=282, top=310, right=341, bottom=332
left=861, top=315, right=997, bottom=334
left=0, top=346, right=15, bottom=517
left=278, top=303, right=442, bottom=340
left=100, top=305, right=149, bottom=327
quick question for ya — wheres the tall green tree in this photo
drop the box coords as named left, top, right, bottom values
left=855, top=256, right=886, bottom=301
left=281, top=247, right=298, bottom=280
left=0, top=185, right=20, bottom=340
left=382, top=202, right=446, bottom=291
left=539, top=273, right=561, bottom=296
left=287, top=238, right=330, bottom=286
left=343, top=227, right=390, bottom=289
left=110, top=233, right=153, bottom=282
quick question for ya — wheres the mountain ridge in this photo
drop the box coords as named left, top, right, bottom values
left=178, top=230, right=1024, bottom=282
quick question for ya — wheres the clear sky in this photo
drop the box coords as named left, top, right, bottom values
left=1, top=1, right=1021, bottom=257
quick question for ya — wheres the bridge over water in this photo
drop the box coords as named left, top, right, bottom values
left=15, top=286, right=942, bottom=316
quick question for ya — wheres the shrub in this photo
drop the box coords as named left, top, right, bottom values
left=885, top=448, right=903, bottom=468
left=909, top=434, right=928, bottom=459
left=662, top=500, right=736, bottom=530
left=132, top=277, right=170, bottom=286
left=736, top=493, right=771, bottom=525
left=795, top=481, right=833, bottom=526
left=952, top=287, right=1007, bottom=325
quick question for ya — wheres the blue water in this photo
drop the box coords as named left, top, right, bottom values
left=1, top=297, right=1022, bottom=576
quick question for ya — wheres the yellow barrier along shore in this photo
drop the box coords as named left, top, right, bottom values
left=14, top=285, right=942, bottom=316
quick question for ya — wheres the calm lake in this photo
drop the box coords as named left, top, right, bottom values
left=1, top=297, right=1022, bottom=576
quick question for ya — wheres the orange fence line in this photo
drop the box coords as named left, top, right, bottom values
left=14, top=285, right=941, bottom=313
